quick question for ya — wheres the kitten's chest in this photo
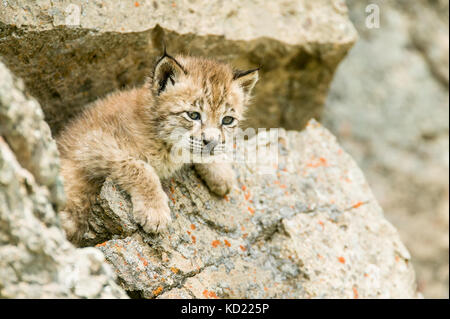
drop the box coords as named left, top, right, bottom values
left=154, top=160, right=184, bottom=179
left=144, top=149, right=185, bottom=179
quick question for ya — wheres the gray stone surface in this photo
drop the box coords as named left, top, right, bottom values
left=0, top=61, right=64, bottom=210
left=0, top=61, right=128, bottom=298
left=0, top=0, right=357, bottom=133
left=323, top=0, right=449, bottom=298
left=93, top=121, right=418, bottom=299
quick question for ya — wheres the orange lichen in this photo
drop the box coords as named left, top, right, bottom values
left=153, top=286, right=163, bottom=296
left=211, top=240, right=221, bottom=248
left=134, top=1, right=140, bottom=7
left=239, top=245, right=247, bottom=251
left=352, top=201, right=364, bottom=209
left=244, top=192, right=251, bottom=201
left=352, top=286, right=359, bottom=299
left=242, top=233, right=248, bottom=239
left=241, top=185, right=247, bottom=191
left=224, top=240, right=231, bottom=247
left=191, top=235, right=196, bottom=244
left=95, top=242, right=107, bottom=247
left=307, top=157, right=328, bottom=168
left=338, top=256, right=346, bottom=264
left=208, top=291, right=219, bottom=299
left=248, top=207, right=255, bottom=214
left=190, top=224, right=196, bottom=230
left=171, top=267, right=179, bottom=274
left=137, top=253, right=148, bottom=267
left=224, top=195, right=230, bottom=202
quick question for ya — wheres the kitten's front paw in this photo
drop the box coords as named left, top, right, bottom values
left=203, top=165, right=235, bottom=197
left=132, top=194, right=172, bottom=233
left=206, top=175, right=234, bottom=196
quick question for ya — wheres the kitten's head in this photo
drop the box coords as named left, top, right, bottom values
left=147, top=53, right=258, bottom=157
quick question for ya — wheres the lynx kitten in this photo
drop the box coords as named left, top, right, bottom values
left=56, top=53, right=259, bottom=246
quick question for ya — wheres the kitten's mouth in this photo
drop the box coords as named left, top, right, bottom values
left=189, top=137, right=226, bottom=156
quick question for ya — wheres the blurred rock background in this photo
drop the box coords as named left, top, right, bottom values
left=323, top=0, right=449, bottom=298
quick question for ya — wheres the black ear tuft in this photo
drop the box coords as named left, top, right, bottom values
left=152, top=52, right=186, bottom=95
left=233, top=68, right=259, bottom=99
left=232, top=67, right=260, bottom=80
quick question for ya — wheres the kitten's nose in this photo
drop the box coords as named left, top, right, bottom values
left=203, top=139, right=218, bottom=148
left=202, top=130, right=220, bottom=148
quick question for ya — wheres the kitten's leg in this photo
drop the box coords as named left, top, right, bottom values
left=59, top=159, right=99, bottom=246
left=194, top=163, right=235, bottom=196
left=109, top=158, right=171, bottom=233
left=77, top=135, right=171, bottom=233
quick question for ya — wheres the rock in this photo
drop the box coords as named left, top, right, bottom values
left=0, top=62, right=64, bottom=210
left=91, top=120, right=418, bottom=299
left=0, top=61, right=128, bottom=298
left=323, top=0, right=449, bottom=298
left=0, top=0, right=357, bottom=134
left=407, top=0, right=449, bottom=86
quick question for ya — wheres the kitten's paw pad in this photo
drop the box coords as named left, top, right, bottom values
left=132, top=198, right=172, bottom=233
left=206, top=176, right=234, bottom=197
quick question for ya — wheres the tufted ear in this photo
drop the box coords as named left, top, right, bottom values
left=152, top=53, right=186, bottom=95
left=233, top=68, right=259, bottom=100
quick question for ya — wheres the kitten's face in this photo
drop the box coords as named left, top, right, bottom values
left=150, top=54, right=258, bottom=157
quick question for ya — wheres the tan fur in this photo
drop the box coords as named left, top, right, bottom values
left=56, top=54, right=258, bottom=246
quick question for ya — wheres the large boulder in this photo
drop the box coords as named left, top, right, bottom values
left=0, top=61, right=128, bottom=298
left=90, top=121, right=417, bottom=299
left=323, top=0, right=449, bottom=298
left=0, top=0, right=357, bottom=134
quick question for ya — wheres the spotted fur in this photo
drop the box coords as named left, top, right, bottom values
left=56, top=54, right=258, bottom=246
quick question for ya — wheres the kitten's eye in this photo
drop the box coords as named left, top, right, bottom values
left=222, top=116, right=235, bottom=126
left=187, top=111, right=201, bottom=121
